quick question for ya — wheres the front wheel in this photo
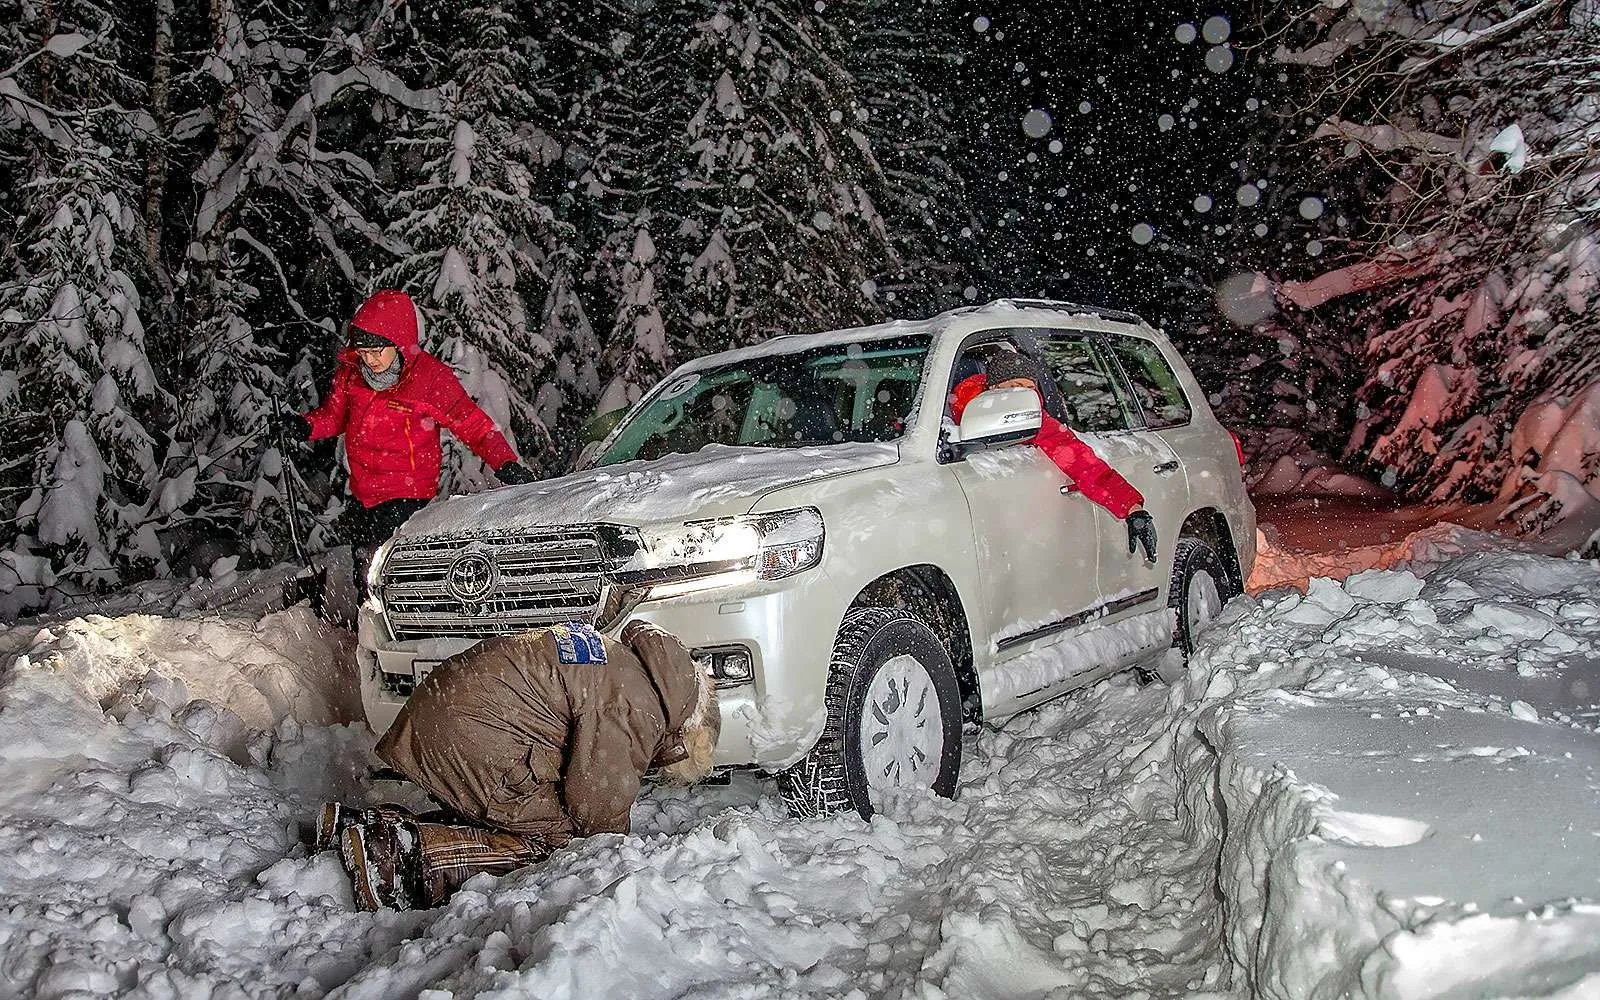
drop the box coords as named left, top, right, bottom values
left=778, top=608, right=963, bottom=820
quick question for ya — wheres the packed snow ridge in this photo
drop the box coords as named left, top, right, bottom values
left=0, top=531, right=1596, bottom=997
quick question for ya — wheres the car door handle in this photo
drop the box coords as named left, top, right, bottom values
left=1152, top=460, right=1180, bottom=475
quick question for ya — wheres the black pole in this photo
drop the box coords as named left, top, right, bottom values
left=270, top=395, right=308, bottom=564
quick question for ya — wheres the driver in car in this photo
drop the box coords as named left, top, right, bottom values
left=949, top=349, right=1158, bottom=562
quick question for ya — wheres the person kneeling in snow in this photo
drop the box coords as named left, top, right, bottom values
left=318, top=621, right=719, bottom=911
left=949, top=349, right=1158, bottom=562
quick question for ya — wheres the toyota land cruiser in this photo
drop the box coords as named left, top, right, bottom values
left=356, top=300, right=1255, bottom=818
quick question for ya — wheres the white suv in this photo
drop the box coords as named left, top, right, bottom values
left=356, top=300, right=1255, bottom=818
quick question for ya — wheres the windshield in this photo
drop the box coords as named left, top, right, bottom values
left=594, top=334, right=931, bottom=467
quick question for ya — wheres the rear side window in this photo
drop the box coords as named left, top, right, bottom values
left=1108, top=336, right=1192, bottom=429
left=1039, top=334, right=1136, bottom=432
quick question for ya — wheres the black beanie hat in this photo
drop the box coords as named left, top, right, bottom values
left=986, top=350, right=1040, bottom=385
left=348, top=327, right=394, bottom=350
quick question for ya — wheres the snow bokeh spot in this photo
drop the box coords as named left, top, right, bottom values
left=1021, top=109, right=1053, bottom=139
left=1216, top=271, right=1277, bottom=326
left=1236, top=184, right=1261, bottom=208
left=1205, top=46, right=1234, bottom=74
left=1175, top=22, right=1197, bottom=43
left=1158, top=114, right=1175, bottom=132
left=1131, top=223, right=1155, bottom=245
left=1202, top=16, right=1231, bottom=43
left=1299, top=196, right=1325, bottom=220
left=973, top=15, right=990, bottom=32
left=1193, top=194, right=1213, bottom=213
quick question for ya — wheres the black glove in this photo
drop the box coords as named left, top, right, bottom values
left=496, top=461, right=536, bottom=486
left=1126, top=509, right=1157, bottom=563
left=271, top=411, right=309, bottom=441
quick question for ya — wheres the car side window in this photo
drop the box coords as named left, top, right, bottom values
left=1107, top=335, right=1192, bottom=429
left=1039, top=334, right=1136, bottom=432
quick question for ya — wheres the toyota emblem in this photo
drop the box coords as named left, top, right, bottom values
left=445, top=550, right=500, bottom=605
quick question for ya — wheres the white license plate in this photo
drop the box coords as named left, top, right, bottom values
left=413, top=659, right=442, bottom=682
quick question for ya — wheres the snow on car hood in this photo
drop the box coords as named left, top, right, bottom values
left=398, top=441, right=901, bottom=538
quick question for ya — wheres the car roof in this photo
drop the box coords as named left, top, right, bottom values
left=676, top=299, right=1166, bottom=373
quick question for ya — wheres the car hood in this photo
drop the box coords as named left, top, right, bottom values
left=396, top=441, right=902, bottom=539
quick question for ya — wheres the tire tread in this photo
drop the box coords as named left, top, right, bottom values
left=777, top=607, right=941, bottom=818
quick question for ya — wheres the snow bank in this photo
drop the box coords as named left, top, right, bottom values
left=1247, top=521, right=1506, bottom=595
left=1173, top=552, right=1600, bottom=998
left=1, top=607, right=363, bottom=730
left=0, top=608, right=387, bottom=997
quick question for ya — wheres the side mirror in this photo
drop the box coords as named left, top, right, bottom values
left=955, top=387, right=1042, bottom=454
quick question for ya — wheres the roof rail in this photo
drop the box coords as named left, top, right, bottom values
left=981, top=298, right=1149, bottom=328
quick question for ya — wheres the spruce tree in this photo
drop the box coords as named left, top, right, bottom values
left=381, top=2, right=567, bottom=492
left=0, top=1, right=163, bottom=609
left=1265, top=0, right=1600, bottom=511
left=837, top=0, right=976, bottom=317
left=665, top=0, right=897, bottom=352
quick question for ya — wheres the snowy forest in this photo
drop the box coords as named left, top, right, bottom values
left=2, top=0, right=1596, bottom=613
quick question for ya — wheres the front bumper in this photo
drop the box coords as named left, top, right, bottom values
left=356, top=579, right=836, bottom=769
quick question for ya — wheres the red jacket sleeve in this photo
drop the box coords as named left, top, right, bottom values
left=948, top=373, right=988, bottom=423
left=1033, top=415, right=1144, bottom=519
left=304, top=363, right=353, bottom=440
left=427, top=363, right=518, bottom=470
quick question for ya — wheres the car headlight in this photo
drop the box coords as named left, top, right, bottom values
left=750, top=507, right=826, bottom=579
left=610, top=507, right=825, bottom=597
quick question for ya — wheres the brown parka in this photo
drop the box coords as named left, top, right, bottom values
left=375, top=622, right=705, bottom=845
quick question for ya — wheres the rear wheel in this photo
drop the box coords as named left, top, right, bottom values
left=1171, top=537, right=1228, bottom=655
left=1140, top=537, right=1229, bottom=684
left=778, top=608, right=963, bottom=819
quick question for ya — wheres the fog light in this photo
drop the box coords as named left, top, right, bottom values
left=692, top=645, right=755, bottom=688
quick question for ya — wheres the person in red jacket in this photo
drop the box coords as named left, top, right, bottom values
left=276, top=289, right=536, bottom=589
left=950, top=349, right=1158, bottom=561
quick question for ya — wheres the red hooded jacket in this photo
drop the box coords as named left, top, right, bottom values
left=304, top=290, right=518, bottom=508
left=950, top=373, right=1144, bottom=519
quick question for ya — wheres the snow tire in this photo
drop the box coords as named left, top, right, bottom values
left=777, top=607, right=963, bottom=820
left=1170, top=537, right=1229, bottom=656
left=1138, top=537, right=1231, bottom=685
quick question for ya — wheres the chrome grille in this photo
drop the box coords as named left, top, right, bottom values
left=380, top=531, right=606, bottom=640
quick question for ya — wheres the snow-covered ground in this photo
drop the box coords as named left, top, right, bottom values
left=1, top=521, right=1597, bottom=997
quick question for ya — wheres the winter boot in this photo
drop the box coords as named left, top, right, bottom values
left=314, top=802, right=413, bottom=854
left=340, top=816, right=424, bottom=911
